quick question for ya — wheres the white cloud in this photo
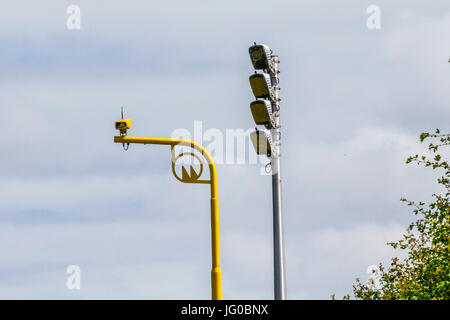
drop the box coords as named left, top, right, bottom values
left=0, top=0, right=449, bottom=299
left=285, top=223, right=406, bottom=299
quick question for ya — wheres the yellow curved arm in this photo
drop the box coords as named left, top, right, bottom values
left=114, top=135, right=223, bottom=300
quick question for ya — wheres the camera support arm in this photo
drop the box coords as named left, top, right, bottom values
left=113, top=135, right=222, bottom=300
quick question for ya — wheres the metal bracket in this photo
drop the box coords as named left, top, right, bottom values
left=170, top=146, right=210, bottom=184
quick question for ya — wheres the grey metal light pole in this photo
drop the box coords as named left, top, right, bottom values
left=248, top=44, right=287, bottom=300
left=269, top=56, right=286, bottom=300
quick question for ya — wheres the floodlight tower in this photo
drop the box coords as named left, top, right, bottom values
left=248, top=43, right=286, bottom=300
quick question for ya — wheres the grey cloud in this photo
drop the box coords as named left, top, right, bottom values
left=0, top=0, right=449, bottom=299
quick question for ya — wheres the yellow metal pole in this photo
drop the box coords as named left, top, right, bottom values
left=208, top=162, right=223, bottom=300
left=114, top=135, right=223, bottom=300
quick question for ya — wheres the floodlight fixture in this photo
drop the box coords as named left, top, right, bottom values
left=250, top=100, right=273, bottom=126
left=249, top=73, right=275, bottom=100
left=250, top=129, right=272, bottom=157
left=249, top=43, right=272, bottom=71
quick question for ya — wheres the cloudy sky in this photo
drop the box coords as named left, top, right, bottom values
left=0, top=0, right=449, bottom=299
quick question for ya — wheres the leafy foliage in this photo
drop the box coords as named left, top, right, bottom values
left=352, top=129, right=450, bottom=300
